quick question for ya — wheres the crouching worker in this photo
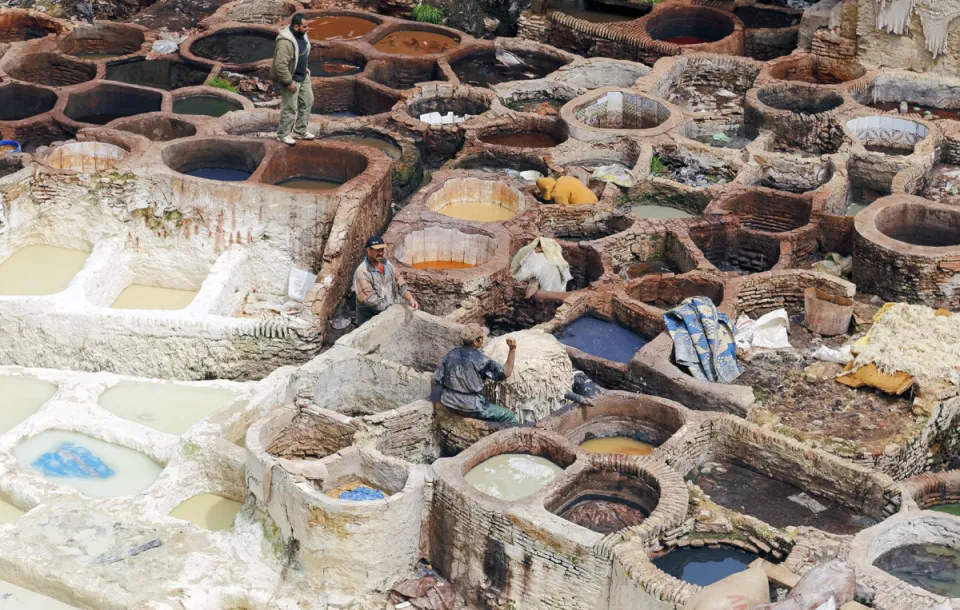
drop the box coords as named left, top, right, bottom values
left=433, top=324, right=518, bottom=424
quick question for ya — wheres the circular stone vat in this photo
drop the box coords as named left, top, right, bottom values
left=188, top=29, right=276, bottom=66
left=450, top=50, right=568, bottom=88
left=0, top=83, right=57, bottom=121
left=767, top=55, right=865, bottom=85
left=875, top=201, right=960, bottom=247
left=654, top=545, right=764, bottom=586
left=162, top=138, right=266, bottom=182
left=646, top=6, right=737, bottom=46
left=306, top=13, right=379, bottom=41
left=258, top=144, right=368, bottom=191
left=218, top=0, right=300, bottom=23
left=113, top=114, right=198, bottom=142
left=756, top=84, right=844, bottom=115
left=106, top=59, right=210, bottom=91
left=846, top=116, right=929, bottom=157
left=13, top=429, right=163, bottom=498
left=851, top=513, right=960, bottom=600
left=677, top=120, right=753, bottom=150
left=319, top=132, right=402, bottom=160
left=543, top=392, right=688, bottom=456
left=852, top=75, right=960, bottom=121
left=308, top=45, right=367, bottom=77
left=627, top=275, right=724, bottom=309
left=479, top=130, right=567, bottom=149
left=216, top=0, right=299, bottom=24
left=396, top=226, right=497, bottom=270
left=4, top=52, right=96, bottom=87
left=570, top=90, right=672, bottom=132
left=453, top=150, right=550, bottom=176
left=64, top=83, right=163, bottom=126
left=425, top=176, right=525, bottom=222
left=372, top=26, right=460, bottom=56
left=44, top=142, right=127, bottom=173
left=733, top=5, right=799, bottom=28
left=0, top=10, right=65, bottom=43
left=408, top=94, right=491, bottom=124
left=173, top=95, right=243, bottom=118
left=58, top=23, right=146, bottom=58
left=546, top=465, right=660, bottom=533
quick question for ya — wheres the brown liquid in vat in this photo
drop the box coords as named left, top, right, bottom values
left=307, top=16, right=377, bottom=41
left=373, top=31, right=458, bottom=56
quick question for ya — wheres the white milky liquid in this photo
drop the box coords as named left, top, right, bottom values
left=0, top=498, right=24, bottom=524
left=98, top=382, right=241, bottom=436
left=0, top=245, right=89, bottom=296
left=0, top=580, right=79, bottom=609
left=169, top=493, right=242, bottom=531
left=110, top=284, right=198, bottom=310
left=464, top=454, right=564, bottom=501
left=14, top=430, right=163, bottom=498
left=0, top=375, right=58, bottom=434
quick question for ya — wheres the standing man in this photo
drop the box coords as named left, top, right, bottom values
left=271, top=13, right=315, bottom=145
left=433, top=325, right=518, bottom=424
left=353, top=235, right=419, bottom=326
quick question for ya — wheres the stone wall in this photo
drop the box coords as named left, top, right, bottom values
left=856, top=0, right=960, bottom=76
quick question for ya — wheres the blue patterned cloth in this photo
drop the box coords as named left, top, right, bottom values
left=32, top=442, right=115, bottom=478
left=339, top=486, right=386, bottom=501
left=663, top=297, right=741, bottom=384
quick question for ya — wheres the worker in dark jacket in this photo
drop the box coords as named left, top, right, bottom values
left=271, top=13, right=315, bottom=145
left=433, top=324, right=518, bottom=424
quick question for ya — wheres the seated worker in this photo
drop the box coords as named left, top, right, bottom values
left=511, top=236, right=573, bottom=297
left=433, top=324, right=518, bottom=424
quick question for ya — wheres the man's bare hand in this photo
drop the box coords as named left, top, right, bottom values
left=506, top=338, right=517, bottom=349
left=287, top=82, right=297, bottom=92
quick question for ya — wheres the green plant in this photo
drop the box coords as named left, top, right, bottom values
left=649, top=154, right=667, bottom=176
left=209, top=76, right=239, bottom=93
left=412, top=3, right=444, bottom=24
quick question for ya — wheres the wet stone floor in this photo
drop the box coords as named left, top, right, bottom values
left=687, top=461, right=877, bottom=535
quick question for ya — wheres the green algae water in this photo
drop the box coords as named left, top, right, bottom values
left=931, top=504, right=960, bottom=516
left=874, top=543, right=960, bottom=597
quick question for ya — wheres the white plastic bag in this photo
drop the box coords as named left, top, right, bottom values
left=736, top=309, right=792, bottom=350
left=287, top=268, right=317, bottom=302
left=151, top=40, right=179, bottom=55
left=591, top=163, right=635, bottom=187
left=812, top=345, right=853, bottom=364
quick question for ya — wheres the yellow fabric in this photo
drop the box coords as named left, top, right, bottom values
left=536, top=176, right=597, bottom=205
left=552, top=176, right=598, bottom=205
left=536, top=177, right=556, bottom=200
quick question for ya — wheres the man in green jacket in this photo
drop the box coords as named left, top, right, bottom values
left=271, top=13, right=315, bottom=145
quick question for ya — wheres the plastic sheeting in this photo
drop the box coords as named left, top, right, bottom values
left=511, top=237, right=573, bottom=293
left=32, top=442, right=115, bottom=478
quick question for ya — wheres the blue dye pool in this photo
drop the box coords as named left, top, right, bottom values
left=184, top=168, right=251, bottom=181
left=653, top=546, right=760, bottom=586
left=554, top=315, right=647, bottom=363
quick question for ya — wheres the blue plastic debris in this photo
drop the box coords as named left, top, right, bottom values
left=32, top=442, right=115, bottom=478
left=338, top=486, right=385, bottom=501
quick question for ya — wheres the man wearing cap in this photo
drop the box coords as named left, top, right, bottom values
left=432, top=325, right=518, bottom=424
left=353, top=235, right=419, bottom=325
